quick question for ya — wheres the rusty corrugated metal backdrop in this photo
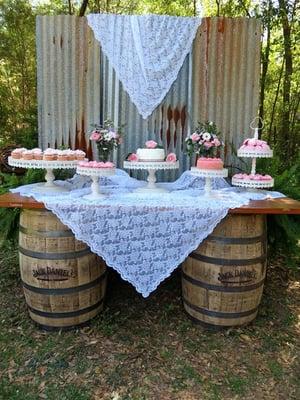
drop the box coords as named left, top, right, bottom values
left=36, top=16, right=261, bottom=179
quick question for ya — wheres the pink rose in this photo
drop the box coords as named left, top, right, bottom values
left=90, top=131, right=101, bottom=141
left=127, top=153, right=139, bottom=162
left=212, top=138, right=221, bottom=147
left=191, top=133, right=200, bottom=142
left=145, top=140, right=157, bottom=149
left=166, top=153, right=177, bottom=162
left=204, top=141, right=213, bottom=149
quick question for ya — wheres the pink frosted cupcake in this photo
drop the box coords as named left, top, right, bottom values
left=43, top=148, right=57, bottom=161
left=75, top=150, right=86, bottom=160
left=57, top=150, right=69, bottom=161
left=11, top=148, right=26, bottom=159
left=32, top=148, right=43, bottom=160
left=22, top=150, right=34, bottom=160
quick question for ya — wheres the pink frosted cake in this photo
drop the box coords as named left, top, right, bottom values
left=238, top=138, right=273, bottom=157
left=197, top=157, right=223, bottom=170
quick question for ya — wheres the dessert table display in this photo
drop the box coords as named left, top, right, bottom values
left=76, top=161, right=116, bottom=200
left=123, top=160, right=179, bottom=193
left=2, top=175, right=300, bottom=329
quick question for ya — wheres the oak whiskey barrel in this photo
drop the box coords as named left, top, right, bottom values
left=182, top=214, right=267, bottom=329
left=19, top=209, right=107, bottom=329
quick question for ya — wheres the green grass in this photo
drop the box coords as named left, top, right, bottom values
left=0, top=245, right=299, bottom=400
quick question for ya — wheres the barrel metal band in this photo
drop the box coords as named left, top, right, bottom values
left=182, top=271, right=265, bottom=292
left=183, top=297, right=259, bottom=319
left=20, top=225, right=74, bottom=238
left=27, top=298, right=104, bottom=319
left=189, top=252, right=267, bottom=266
left=184, top=312, right=238, bottom=330
left=19, top=246, right=90, bottom=260
left=208, top=233, right=266, bottom=245
left=22, top=271, right=107, bottom=295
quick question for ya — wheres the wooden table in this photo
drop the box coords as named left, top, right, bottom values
left=0, top=192, right=300, bottom=214
left=1, top=191, right=299, bottom=330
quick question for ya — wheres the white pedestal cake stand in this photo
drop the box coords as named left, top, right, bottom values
left=190, top=167, right=228, bottom=197
left=76, top=166, right=115, bottom=200
left=123, top=161, right=179, bottom=193
left=8, top=157, right=79, bottom=193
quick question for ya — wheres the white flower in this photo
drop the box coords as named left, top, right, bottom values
left=104, top=133, right=111, bottom=140
left=209, top=121, right=214, bottom=126
left=202, top=132, right=211, bottom=141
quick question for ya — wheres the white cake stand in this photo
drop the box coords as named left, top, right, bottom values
left=8, top=157, right=79, bottom=193
left=231, top=176, right=274, bottom=190
left=190, top=167, right=228, bottom=197
left=76, top=166, right=115, bottom=200
left=123, top=161, right=179, bottom=193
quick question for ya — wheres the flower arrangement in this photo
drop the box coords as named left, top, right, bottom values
left=90, top=120, right=122, bottom=162
left=185, top=121, right=224, bottom=158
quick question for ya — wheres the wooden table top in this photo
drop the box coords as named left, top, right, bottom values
left=0, top=192, right=299, bottom=214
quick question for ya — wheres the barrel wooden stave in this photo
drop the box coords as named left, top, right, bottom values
left=19, top=209, right=107, bottom=329
left=182, top=214, right=267, bottom=329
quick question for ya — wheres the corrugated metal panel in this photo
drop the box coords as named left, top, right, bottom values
left=36, top=16, right=261, bottom=179
left=191, top=17, right=261, bottom=170
left=36, top=16, right=100, bottom=157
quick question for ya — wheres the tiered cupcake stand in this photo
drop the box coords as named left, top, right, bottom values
left=190, top=167, right=228, bottom=197
left=8, top=157, right=79, bottom=193
left=76, top=165, right=116, bottom=200
left=123, top=161, right=179, bottom=193
left=232, top=129, right=274, bottom=190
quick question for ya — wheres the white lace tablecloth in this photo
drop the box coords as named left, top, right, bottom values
left=12, top=170, right=284, bottom=297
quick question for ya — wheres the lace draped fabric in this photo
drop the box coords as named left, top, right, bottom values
left=87, top=13, right=201, bottom=119
left=12, top=171, right=284, bottom=297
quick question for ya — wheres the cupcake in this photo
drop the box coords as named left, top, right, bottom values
left=66, top=149, right=76, bottom=161
left=75, top=150, right=86, bottom=160
left=22, top=150, right=34, bottom=160
left=57, top=150, right=69, bottom=161
left=32, top=148, right=43, bottom=160
left=43, top=148, right=57, bottom=161
left=11, top=148, right=26, bottom=159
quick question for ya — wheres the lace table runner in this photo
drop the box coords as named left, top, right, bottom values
left=12, top=171, right=284, bottom=297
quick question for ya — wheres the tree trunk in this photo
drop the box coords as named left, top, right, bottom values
left=278, top=0, right=293, bottom=157
left=79, top=0, right=89, bottom=16
left=258, top=0, right=272, bottom=138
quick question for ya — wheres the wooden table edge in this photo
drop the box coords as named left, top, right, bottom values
left=0, top=193, right=299, bottom=215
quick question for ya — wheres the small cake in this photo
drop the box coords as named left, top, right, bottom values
left=238, top=138, right=273, bottom=157
left=136, top=140, right=165, bottom=161
left=43, top=148, right=57, bottom=161
left=32, top=148, right=43, bottom=160
left=65, top=149, right=76, bottom=161
left=74, top=150, right=86, bottom=160
left=197, top=157, right=223, bottom=170
left=22, top=150, right=34, bottom=160
left=11, top=148, right=26, bottom=159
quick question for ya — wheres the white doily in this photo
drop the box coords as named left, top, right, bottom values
left=87, top=13, right=201, bottom=119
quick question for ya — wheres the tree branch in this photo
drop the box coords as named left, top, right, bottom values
left=79, top=0, right=89, bottom=17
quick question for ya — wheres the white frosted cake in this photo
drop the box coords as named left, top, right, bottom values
left=136, top=148, right=165, bottom=161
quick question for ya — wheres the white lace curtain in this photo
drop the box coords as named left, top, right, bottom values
left=87, top=13, right=201, bottom=119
